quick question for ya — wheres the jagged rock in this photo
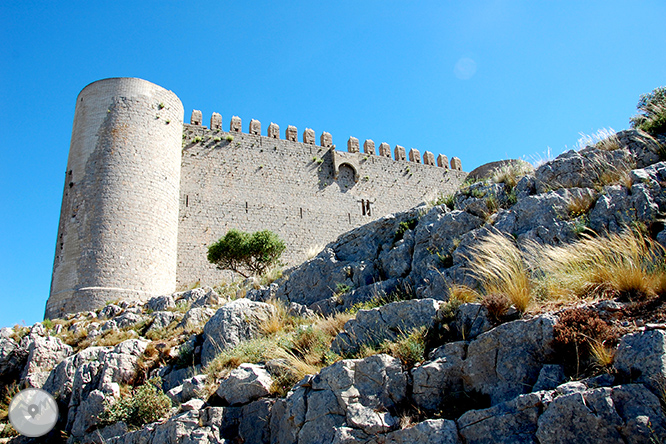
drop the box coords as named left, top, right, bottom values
left=201, top=299, right=276, bottom=365
left=534, top=145, right=634, bottom=192
left=412, top=352, right=465, bottom=411
left=615, top=329, right=666, bottom=392
left=410, top=209, right=484, bottom=299
left=99, top=304, right=123, bottom=320
left=378, top=229, right=415, bottom=278
left=271, top=354, right=407, bottom=444
left=532, top=364, right=566, bottom=392
left=617, top=129, right=663, bottom=168
left=287, top=302, right=315, bottom=318
left=20, top=334, right=72, bottom=387
left=216, top=363, right=273, bottom=405
left=457, top=391, right=551, bottom=444
left=239, top=399, right=274, bottom=444
left=178, top=307, right=216, bottom=332
left=462, top=314, right=556, bottom=405
left=108, top=410, right=220, bottom=444
left=159, top=365, right=201, bottom=392
left=454, top=303, right=493, bottom=340
left=345, top=402, right=395, bottom=435
left=181, top=374, right=207, bottom=402
left=101, top=312, right=147, bottom=332
left=70, top=389, right=111, bottom=438
left=181, top=399, right=205, bottom=412
left=145, top=295, right=176, bottom=312
left=330, top=298, right=442, bottom=355
left=60, top=340, right=149, bottom=437
left=588, top=183, right=660, bottom=233
left=82, top=421, right=129, bottom=444
left=535, top=385, right=666, bottom=443
left=178, top=286, right=221, bottom=308
left=147, top=310, right=178, bottom=332
left=382, top=418, right=461, bottom=444
left=0, top=336, right=27, bottom=379
left=276, top=209, right=421, bottom=307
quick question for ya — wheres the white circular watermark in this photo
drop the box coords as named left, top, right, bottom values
left=8, top=388, right=59, bottom=437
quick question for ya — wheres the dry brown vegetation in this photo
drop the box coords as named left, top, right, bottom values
left=463, top=228, right=666, bottom=314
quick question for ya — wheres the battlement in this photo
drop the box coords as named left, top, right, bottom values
left=187, top=110, right=463, bottom=171
left=48, top=77, right=468, bottom=318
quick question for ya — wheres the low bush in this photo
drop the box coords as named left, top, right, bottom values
left=552, top=308, right=619, bottom=377
left=100, top=377, right=171, bottom=430
left=630, top=86, right=666, bottom=136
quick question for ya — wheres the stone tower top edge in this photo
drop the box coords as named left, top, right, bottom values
left=77, top=77, right=183, bottom=114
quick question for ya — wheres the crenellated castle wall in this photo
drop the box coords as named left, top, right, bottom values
left=176, top=112, right=467, bottom=288
left=47, top=78, right=468, bottom=317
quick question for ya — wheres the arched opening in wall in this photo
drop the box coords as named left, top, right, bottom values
left=336, top=164, right=356, bottom=192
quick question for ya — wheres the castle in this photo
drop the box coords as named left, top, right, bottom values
left=46, top=77, right=468, bottom=318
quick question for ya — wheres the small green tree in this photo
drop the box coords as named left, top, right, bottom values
left=630, top=86, right=666, bottom=135
left=207, top=229, right=286, bottom=278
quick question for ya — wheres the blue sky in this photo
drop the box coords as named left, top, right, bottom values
left=1, top=1, right=665, bottom=328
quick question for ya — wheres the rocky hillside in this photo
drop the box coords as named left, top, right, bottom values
left=3, top=126, right=666, bottom=443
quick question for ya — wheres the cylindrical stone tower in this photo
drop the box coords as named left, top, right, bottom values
left=46, top=78, right=184, bottom=318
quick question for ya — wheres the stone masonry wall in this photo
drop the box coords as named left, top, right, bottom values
left=47, top=78, right=184, bottom=318
left=177, top=117, right=467, bottom=288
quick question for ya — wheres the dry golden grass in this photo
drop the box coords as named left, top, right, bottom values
left=448, top=284, right=481, bottom=304
left=465, top=231, right=533, bottom=313
left=568, top=194, right=597, bottom=218
left=531, top=229, right=666, bottom=302
left=305, top=244, right=326, bottom=261
left=589, top=340, right=615, bottom=371
left=491, top=160, right=534, bottom=188
left=461, top=228, right=666, bottom=315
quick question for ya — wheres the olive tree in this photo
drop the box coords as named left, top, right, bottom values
left=207, top=229, right=286, bottom=278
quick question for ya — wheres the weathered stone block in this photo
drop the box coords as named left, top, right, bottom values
left=191, top=110, right=202, bottom=126
left=409, top=148, right=421, bottom=163
left=249, top=119, right=261, bottom=135
left=363, top=139, right=375, bottom=155
left=423, top=151, right=435, bottom=165
left=394, top=145, right=406, bottom=161
left=348, top=137, right=360, bottom=153
left=379, top=142, right=391, bottom=158
left=320, top=131, right=332, bottom=147
left=210, top=112, right=222, bottom=130
left=230, top=116, right=242, bottom=132
left=451, top=156, right=462, bottom=170
left=437, top=154, right=449, bottom=168
left=267, top=122, right=280, bottom=139
left=286, top=125, right=298, bottom=141
left=303, top=128, right=315, bottom=144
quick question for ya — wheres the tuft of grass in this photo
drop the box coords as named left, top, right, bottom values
left=381, top=327, right=427, bottom=368
left=531, top=229, right=666, bottom=302
left=575, top=128, right=619, bottom=151
left=225, top=135, right=235, bottom=142
left=492, top=160, right=533, bottom=189
left=431, top=193, right=455, bottom=209
left=568, top=194, right=597, bottom=218
left=95, top=329, right=139, bottom=347
left=192, top=136, right=203, bottom=143
left=305, top=244, right=326, bottom=261
left=465, top=231, right=533, bottom=313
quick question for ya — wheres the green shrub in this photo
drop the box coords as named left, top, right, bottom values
left=630, top=86, right=666, bottom=135
left=207, top=229, right=286, bottom=278
left=101, top=377, right=171, bottom=429
left=395, top=219, right=418, bottom=242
